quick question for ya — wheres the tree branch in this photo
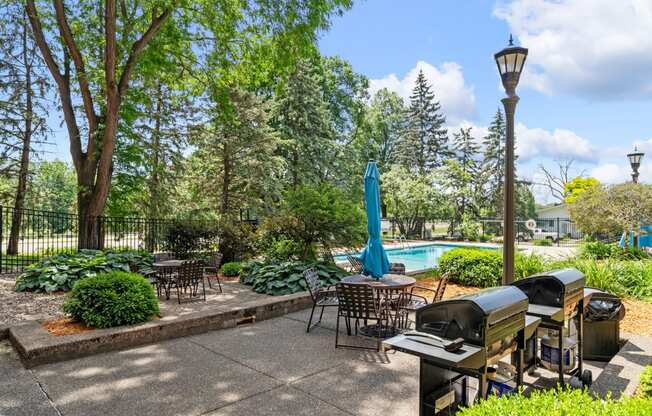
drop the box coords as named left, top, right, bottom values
left=117, top=7, right=173, bottom=99
left=52, top=0, right=97, bottom=134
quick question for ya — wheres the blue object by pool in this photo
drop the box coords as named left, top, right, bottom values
left=336, top=244, right=496, bottom=272
left=359, top=160, right=390, bottom=278
left=619, top=224, right=652, bottom=249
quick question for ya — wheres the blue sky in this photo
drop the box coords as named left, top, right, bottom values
left=42, top=0, right=652, bottom=203
left=319, top=0, right=652, bottom=201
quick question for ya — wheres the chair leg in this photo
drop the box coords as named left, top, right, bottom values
left=206, top=273, right=212, bottom=288
left=307, top=303, right=317, bottom=333
left=215, top=275, right=222, bottom=293
left=318, top=305, right=326, bottom=324
left=335, top=313, right=341, bottom=348
left=201, top=278, right=206, bottom=301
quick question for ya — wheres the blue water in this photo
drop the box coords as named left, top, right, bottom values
left=335, top=243, right=494, bottom=272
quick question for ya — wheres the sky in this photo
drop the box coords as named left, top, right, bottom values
left=42, top=0, right=652, bottom=203
left=318, top=0, right=652, bottom=202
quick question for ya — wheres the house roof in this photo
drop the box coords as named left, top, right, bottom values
left=535, top=203, right=568, bottom=214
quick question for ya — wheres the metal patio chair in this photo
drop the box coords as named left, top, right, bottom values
left=203, top=251, right=223, bottom=292
left=346, top=255, right=364, bottom=274
left=153, top=264, right=178, bottom=299
left=304, top=268, right=339, bottom=332
left=335, top=282, right=405, bottom=351
left=398, top=274, right=451, bottom=328
left=176, top=260, right=206, bottom=303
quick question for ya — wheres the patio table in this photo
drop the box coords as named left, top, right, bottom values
left=153, top=260, right=185, bottom=300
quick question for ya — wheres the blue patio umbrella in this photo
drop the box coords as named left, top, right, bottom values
left=358, top=160, right=390, bottom=278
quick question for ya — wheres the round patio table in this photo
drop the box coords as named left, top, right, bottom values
left=341, top=274, right=416, bottom=292
left=153, top=259, right=184, bottom=268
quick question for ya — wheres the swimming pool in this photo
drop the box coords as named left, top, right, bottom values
left=335, top=243, right=495, bottom=272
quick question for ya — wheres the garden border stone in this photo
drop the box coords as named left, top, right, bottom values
left=9, top=291, right=312, bottom=368
left=0, top=324, right=9, bottom=340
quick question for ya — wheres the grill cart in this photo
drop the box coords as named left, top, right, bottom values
left=512, top=268, right=593, bottom=388
left=382, top=286, right=539, bottom=415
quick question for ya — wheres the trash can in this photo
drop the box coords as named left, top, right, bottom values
left=583, top=288, right=625, bottom=361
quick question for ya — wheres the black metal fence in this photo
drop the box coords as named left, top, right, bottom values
left=0, top=206, right=216, bottom=274
left=381, top=216, right=584, bottom=247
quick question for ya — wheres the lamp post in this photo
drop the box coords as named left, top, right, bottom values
left=627, top=147, right=644, bottom=184
left=494, top=35, right=528, bottom=285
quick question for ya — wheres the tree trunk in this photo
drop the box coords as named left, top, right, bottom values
left=7, top=18, right=34, bottom=256
left=148, top=81, right=162, bottom=220
left=221, top=141, right=230, bottom=214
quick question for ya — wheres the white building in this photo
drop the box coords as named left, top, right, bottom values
left=535, top=204, right=580, bottom=238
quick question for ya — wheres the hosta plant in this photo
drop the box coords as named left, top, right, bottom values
left=240, top=261, right=347, bottom=295
left=15, top=250, right=153, bottom=293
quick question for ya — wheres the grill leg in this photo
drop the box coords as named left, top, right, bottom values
left=558, top=326, right=564, bottom=386
left=578, top=300, right=584, bottom=376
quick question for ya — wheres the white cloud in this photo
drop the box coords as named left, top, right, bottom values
left=515, top=123, right=596, bottom=162
left=369, top=61, right=476, bottom=124
left=590, top=163, right=630, bottom=183
left=494, top=0, right=652, bottom=99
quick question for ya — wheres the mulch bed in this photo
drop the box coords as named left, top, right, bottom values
left=0, top=277, right=65, bottom=326
left=415, top=278, right=652, bottom=338
left=42, top=318, right=94, bottom=336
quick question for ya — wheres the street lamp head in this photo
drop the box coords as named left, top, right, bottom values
left=628, top=146, right=644, bottom=170
left=494, top=35, right=528, bottom=96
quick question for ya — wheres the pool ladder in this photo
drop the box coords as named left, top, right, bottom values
left=397, top=235, right=410, bottom=249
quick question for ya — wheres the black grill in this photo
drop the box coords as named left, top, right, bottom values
left=512, top=268, right=585, bottom=318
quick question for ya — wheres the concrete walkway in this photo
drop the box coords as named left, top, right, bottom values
left=1, top=307, right=647, bottom=416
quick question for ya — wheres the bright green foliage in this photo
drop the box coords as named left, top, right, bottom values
left=640, top=366, right=652, bottom=398
left=548, top=258, right=652, bottom=301
left=240, top=261, right=347, bottom=295
left=515, top=253, right=546, bottom=279
left=581, top=241, right=649, bottom=261
left=15, top=250, right=153, bottom=293
left=438, top=248, right=502, bottom=288
left=220, top=262, right=242, bottom=277
left=564, top=176, right=600, bottom=204
left=481, top=109, right=506, bottom=217
left=24, top=161, right=77, bottom=215
left=63, top=271, right=159, bottom=328
left=161, top=221, right=218, bottom=259
left=445, top=127, right=481, bottom=233
left=458, top=387, right=652, bottom=416
left=396, top=70, right=449, bottom=174
left=382, top=165, right=449, bottom=238
left=534, top=239, right=553, bottom=246
left=259, top=184, right=366, bottom=261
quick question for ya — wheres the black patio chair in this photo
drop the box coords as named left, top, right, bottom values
left=304, top=268, right=339, bottom=333
left=335, top=282, right=405, bottom=351
left=176, top=260, right=206, bottom=303
left=346, top=255, right=364, bottom=274
left=203, top=251, right=223, bottom=292
left=398, top=274, right=450, bottom=327
left=154, top=264, right=178, bottom=299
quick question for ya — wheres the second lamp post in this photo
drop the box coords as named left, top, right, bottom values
left=494, top=36, right=528, bottom=285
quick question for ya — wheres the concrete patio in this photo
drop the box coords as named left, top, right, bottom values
left=3, top=305, right=649, bottom=416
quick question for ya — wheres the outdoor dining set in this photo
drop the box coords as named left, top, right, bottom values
left=144, top=251, right=224, bottom=304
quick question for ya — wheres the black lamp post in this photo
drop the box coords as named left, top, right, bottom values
left=627, top=147, right=644, bottom=184
left=494, top=35, right=528, bottom=285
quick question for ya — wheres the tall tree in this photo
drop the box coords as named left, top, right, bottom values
left=361, top=88, right=405, bottom=172
left=0, top=2, right=50, bottom=254
left=272, top=59, right=335, bottom=187
left=190, top=87, right=282, bottom=215
left=396, top=69, right=449, bottom=174
left=481, top=109, right=506, bottom=217
left=445, top=127, right=480, bottom=233
left=25, top=0, right=352, bottom=248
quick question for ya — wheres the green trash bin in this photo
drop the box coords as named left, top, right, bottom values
left=583, top=289, right=625, bottom=361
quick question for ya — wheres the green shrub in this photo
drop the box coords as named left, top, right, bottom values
left=216, top=217, right=258, bottom=262
left=240, top=261, right=347, bottom=295
left=580, top=241, right=649, bottom=260
left=15, top=250, right=153, bottom=293
left=515, top=253, right=546, bottom=279
left=63, top=271, right=159, bottom=328
left=438, top=248, right=502, bottom=288
left=640, top=366, right=652, bottom=398
left=548, top=258, right=652, bottom=301
left=459, top=217, right=481, bottom=241
left=162, top=220, right=218, bottom=259
left=534, top=239, right=553, bottom=246
left=458, top=387, right=652, bottom=416
left=220, top=262, right=242, bottom=277
left=258, top=237, right=302, bottom=262
left=479, top=233, right=494, bottom=243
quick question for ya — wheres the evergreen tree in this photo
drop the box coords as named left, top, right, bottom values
left=445, top=127, right=481, bottom=233
left=481, top=109, right=506, bottom=217
left=272, top=60, right=336, bottom=187
left=396, top=69, right=449, bottom=174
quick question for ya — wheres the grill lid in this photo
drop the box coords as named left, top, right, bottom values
left=416, top=286, right=528, bottom=345
left=512, top=268, right=585, bottom=307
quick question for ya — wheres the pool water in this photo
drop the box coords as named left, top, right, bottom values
left=335, top=243, right=493, bottom=272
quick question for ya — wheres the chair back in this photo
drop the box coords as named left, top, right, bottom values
left=178, top=260, right=203, bottom=286
left=154, top=252, right=174, bottom=262
left=434, top=273, right=450, bottom=302
left=207, top=252, right=223, bottom=269
left=336, top=283, right=378, bottom=320
left=346, top=255, right=364, bottom=274
left=303, top=268, right=323, bottom=301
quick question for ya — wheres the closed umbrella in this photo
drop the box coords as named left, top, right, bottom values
left=359, top=160, right=390, bottom=278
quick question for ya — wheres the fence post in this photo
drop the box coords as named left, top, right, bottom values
left=556, top=217, right=560, bottom=247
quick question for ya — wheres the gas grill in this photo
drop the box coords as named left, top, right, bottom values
left=511, top=268, right=593, bottom=387
left=383, top=286, right=539, bottom=415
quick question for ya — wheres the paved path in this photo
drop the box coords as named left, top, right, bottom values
left=0, top=307, right=643, bottom=416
